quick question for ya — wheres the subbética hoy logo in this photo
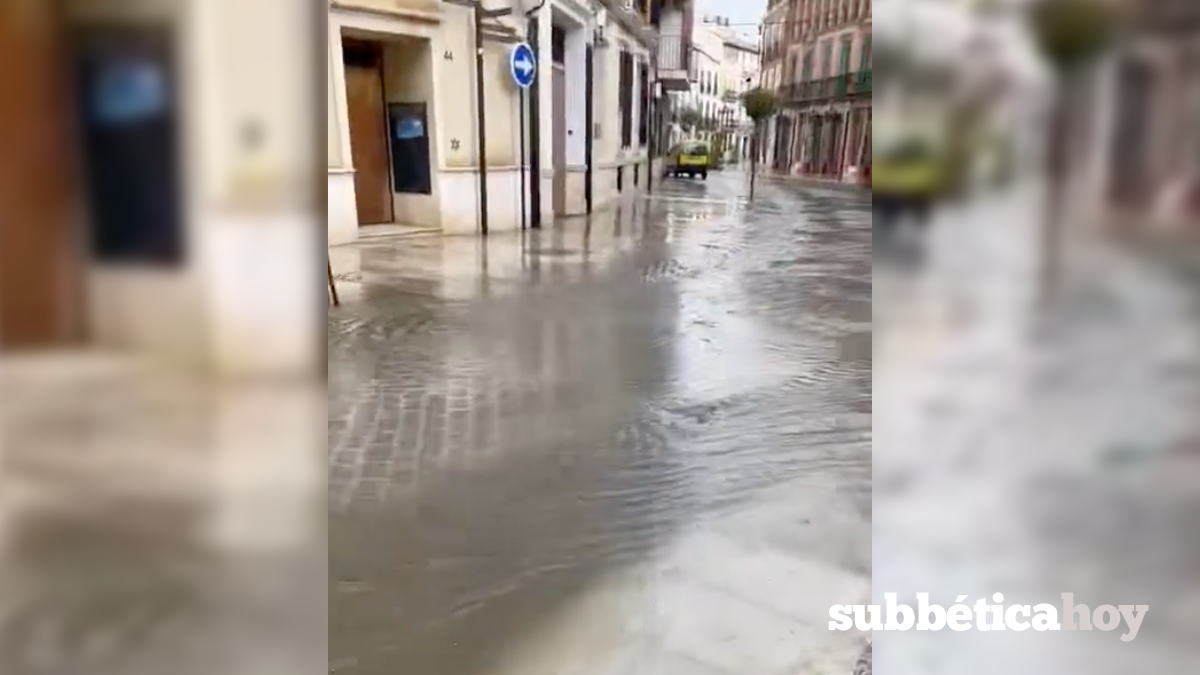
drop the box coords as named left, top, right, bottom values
left=830, top=593, right=1149, bottom=641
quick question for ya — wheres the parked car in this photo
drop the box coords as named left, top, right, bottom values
left=667, top=141, right=711, bottom=180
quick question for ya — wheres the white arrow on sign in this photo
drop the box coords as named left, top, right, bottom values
left=514, top=53, right=534, bottom=76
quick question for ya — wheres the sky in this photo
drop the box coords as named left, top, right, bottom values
left=695, top=0, right=768, bottom=38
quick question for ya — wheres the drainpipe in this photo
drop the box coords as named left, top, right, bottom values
left=585, top=39, right=595, bottom=212
left=519, top=84, right=527, bottom=228
left=474, top=5, right=490, bottom=235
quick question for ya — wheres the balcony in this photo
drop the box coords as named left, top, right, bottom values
left=656, top=34, right=692, bottom=91
left=779, top=70, right=871, bottom=105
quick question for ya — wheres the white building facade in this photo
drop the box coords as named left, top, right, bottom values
left=666, top=18, right=757, bottom=159
left=718, top=29, right=759, bottom=161
left=328, top=0, right=691, bottom=245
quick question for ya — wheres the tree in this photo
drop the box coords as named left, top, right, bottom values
left=1026, top=0, right=1122, bottom=301
left=742, top=87, right=778, bottom=199
left=677, top=107, right=702, bottom=134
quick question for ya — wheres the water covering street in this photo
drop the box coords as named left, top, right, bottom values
left=328, top=171, right=873, bottom=674
left=874, top=183, right=1200, bottom=674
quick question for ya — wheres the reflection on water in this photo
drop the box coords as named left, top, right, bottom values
left=0, top=374, right=324, bottom=675
left=328, top=174, right=872, bottom=674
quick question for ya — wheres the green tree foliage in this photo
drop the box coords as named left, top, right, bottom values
left=677, top=107, right=701, bottom=133
left=740, top=87, right=778, bottom=199
left=1028, top=0, right=1122, bottom=68
left=741, top=87, right=778, bottom=121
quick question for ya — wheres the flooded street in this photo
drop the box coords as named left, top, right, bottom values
left=328, top=171, right=873, bottom=674
left=874, top=184, right=1200, bottom=674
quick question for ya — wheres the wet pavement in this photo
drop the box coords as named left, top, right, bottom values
left=0, top=356, right=325, bottom=675
left=874, top=183, right=1200, bottom=674
left=328, top=171, right=873, bottom=674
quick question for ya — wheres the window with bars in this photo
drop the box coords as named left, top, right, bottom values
left=619, top=50, right=633, bottom=148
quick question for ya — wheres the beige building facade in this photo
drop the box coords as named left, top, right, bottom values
left=1, top=0, right=318, bottom=377
left=327, top=0, right=663, bottom=246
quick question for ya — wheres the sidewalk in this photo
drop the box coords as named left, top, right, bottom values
left=0, top=352, right=322, bottom=551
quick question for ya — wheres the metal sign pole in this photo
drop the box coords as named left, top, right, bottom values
left=519, top=86, right=527, bottom=229
left=444, top=0, right=515, bottom=236
left=474, top=6, right=490, bottom=235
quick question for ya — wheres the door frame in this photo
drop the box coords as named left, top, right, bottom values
left=551, top=62, right=567, bottom=217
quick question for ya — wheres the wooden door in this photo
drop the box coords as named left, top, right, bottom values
left=0, top=0, right=85, bottom=349
left=343, top=40, right=392, bottom=226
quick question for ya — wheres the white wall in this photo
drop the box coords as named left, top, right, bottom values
left=69, top=0, right=319, bottom=377
left=328, top=1, right=529, bottom=235
left=564, top=22, right=588, bottom=167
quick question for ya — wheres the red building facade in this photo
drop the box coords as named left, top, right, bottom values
left=763, top=0, right=871, bottom=181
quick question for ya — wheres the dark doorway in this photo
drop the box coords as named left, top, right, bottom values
left=1109, top=57, right=1155, bottom=208
left=774, top=115, right=792, bottom=171
left=72, top=21, right=184, bottom=266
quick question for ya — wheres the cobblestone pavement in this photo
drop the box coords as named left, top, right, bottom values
left=328, top=171, right=872, bottom=675
left=874, top=185, right=1200, bottom=674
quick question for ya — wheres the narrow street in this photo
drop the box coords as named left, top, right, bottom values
left=328, top=171, right=873, bottom=675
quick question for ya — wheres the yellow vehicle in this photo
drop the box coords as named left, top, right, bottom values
left=668, top=141, right=711, bottom=180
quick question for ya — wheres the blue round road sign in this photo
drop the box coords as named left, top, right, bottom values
left=510, top=42, right=536, bottom=88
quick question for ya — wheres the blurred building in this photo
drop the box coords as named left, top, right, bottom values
left=1089, top=0, right=1200, bottom=228
left=717, top=25, right=759, bottom=160
left=327, top=0, right=690, bottom=244
left=756, top=0, right=790, bottom=166
left=0, top=0, right=316, bottom=377
left=663, top=17, right=756, bottom=159
left=765, top=0, right=871, bottom=182
left=667, top=20, right=723, bottom=144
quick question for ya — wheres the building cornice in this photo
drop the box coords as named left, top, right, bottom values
left=330, top=0, right=442, bottom=24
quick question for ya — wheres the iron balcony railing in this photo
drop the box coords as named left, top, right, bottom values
left=779, top=70, right=872, bottom=104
